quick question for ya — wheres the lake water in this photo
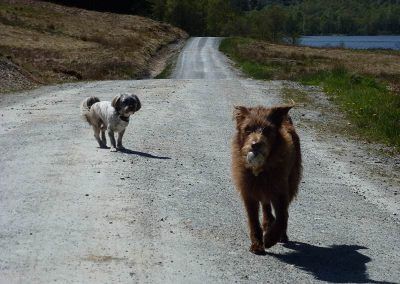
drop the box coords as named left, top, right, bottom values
left=299, top=35, right=400, bottom=50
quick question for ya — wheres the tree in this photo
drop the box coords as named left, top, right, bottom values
left=265, top=5, right=288, bottom=41
left=286, top=11, right=301, bottom=43
left=149, top=0, right=167, bottom=21
left=206, top=0, right=237, bottom=36
left=164, top=0, right=206, bottom=35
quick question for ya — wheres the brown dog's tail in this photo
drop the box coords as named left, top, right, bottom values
left=80, top=96, right=100, bottom=122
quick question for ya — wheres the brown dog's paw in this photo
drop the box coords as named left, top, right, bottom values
left=264, top=233, right=280, bottom=249
left=264, top=237, right=278, bottom=249
left=250, top=243, right=266, bottom=255
left=279, top=233, right=289, bottom=243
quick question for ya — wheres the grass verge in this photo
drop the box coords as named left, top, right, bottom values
left=155, top=61, right=174, bottom=79
left=220, top=37, right=400, bottom=150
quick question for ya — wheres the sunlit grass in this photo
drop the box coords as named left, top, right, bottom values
left=220, top=37, right=400, bottom=149
left=302, top=67, right=400, bottom=147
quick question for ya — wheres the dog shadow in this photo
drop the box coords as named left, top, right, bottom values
left=118, top=148, right=171, bottom=160
left=267, top=241, right=395, bottom=284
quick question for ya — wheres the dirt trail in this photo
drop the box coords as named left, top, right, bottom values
left=0, top=37, right=399, bottom=283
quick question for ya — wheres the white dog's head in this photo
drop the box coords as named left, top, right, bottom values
left=111, top=93, right=141, bottom=117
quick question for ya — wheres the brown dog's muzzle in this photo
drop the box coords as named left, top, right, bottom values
left=251, top=141, right=262, bottom=152
left=242, top=133, right=269, bottom=174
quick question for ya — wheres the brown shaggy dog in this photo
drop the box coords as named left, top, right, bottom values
left=231, top=105, right=302, bottom=255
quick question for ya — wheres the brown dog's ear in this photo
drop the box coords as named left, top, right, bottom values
left=111, top=95, right=123, bottom=112
left=233, top=106, right=250, bottom=126
left=268, top=105, right=293, bottom=125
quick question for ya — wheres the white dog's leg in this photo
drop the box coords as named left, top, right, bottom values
left=93, top=126, right=106, bottom=148
left=117, top=129, right=125, bottom=150
left=100, top=130, right=107, bottom=147
left=108, top=128, right=117, bottom=152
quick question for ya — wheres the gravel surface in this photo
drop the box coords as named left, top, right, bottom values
left=0, top=37, right=399, bottom=283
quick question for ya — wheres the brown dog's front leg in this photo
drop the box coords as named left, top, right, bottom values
left=262, top=202, right=275, bottom=233
left=243, top=195, right=265, bottom=255
left=264, top=194, right=289, bottom=248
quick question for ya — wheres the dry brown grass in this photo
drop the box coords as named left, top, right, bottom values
left=0, top=0, right=187, bottom=88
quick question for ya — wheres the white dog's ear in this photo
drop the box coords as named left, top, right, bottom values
left=111, top=95, right=123, bottom=111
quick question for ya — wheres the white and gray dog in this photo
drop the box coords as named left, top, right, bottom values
left=81, top=93, right=141, bottom=151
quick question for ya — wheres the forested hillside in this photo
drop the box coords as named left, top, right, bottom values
left=282, top=0, right=400, bottom=35
left=47, top=0, right=400, bottom=38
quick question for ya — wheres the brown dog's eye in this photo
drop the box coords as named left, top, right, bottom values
left=244, top=126, right=257, bottom=134
left=244, top=127, right=252, bottom=134
left=263, top=126, right=277, bottom=136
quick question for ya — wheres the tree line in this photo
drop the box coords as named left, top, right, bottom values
left=46, top=0, right=400, bottom=41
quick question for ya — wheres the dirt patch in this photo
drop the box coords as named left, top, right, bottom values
left=0, top=56, right=39, bottom=93
left=148, top=39, right=186, bottom=78
left=83, top=254, right=125, bottom=263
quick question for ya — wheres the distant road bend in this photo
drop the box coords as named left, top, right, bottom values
left=172, top=37, right=236, bottom=79
left=0, top=37, right=399, bottom=283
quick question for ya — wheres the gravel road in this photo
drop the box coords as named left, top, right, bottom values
left=1, top=37, right=399, bottom=283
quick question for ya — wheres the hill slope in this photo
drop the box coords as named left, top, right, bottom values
left=0, top=0, right=187, bottom=93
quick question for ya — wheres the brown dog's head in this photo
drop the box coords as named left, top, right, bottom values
left=233, top=105, right=293, bottom=172
left=112, top=93, right=141, bottom=117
